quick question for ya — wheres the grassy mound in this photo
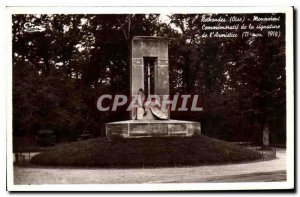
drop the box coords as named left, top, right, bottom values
left=31, top=136, right=261, bottom=168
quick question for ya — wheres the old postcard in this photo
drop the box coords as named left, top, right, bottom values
left=6, top=6, right=294, bottom=191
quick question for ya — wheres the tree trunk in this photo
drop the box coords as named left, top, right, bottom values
left=262, top=123, right=270, bottom=147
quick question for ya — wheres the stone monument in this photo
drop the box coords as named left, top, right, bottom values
left=106, top=36, right=201, bottom=141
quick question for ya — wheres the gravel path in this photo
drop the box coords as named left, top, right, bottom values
left=13, top=149, right=286, bottom=184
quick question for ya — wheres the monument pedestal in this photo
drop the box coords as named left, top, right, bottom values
left=106, top=120, right=201, bottom=141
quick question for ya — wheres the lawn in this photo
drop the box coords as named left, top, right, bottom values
left=31, top=135, right=262, bottom=168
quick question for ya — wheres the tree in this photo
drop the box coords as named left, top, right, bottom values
left=12, top=13, right=286, bottom=145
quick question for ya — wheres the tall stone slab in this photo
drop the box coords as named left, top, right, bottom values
left=130, top=36, right=169, bottom=120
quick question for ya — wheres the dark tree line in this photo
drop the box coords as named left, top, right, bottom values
left=13, top=14, right=286, bottom=144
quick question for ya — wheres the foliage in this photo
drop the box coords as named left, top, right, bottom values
left=13, top=14, right=286, bottom=144
left=36, top=129, right=56, bottom=146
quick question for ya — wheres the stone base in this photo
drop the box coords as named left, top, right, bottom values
left=106, top=119, right=201, bottom=141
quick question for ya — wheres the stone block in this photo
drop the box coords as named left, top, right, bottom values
left=106, top=120, right=201, bottom=141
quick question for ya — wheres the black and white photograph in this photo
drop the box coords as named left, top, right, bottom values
left=5, top=6, right=294, bottom=191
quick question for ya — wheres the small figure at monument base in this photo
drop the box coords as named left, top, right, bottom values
left=133, top=88, right=168, bottom=120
